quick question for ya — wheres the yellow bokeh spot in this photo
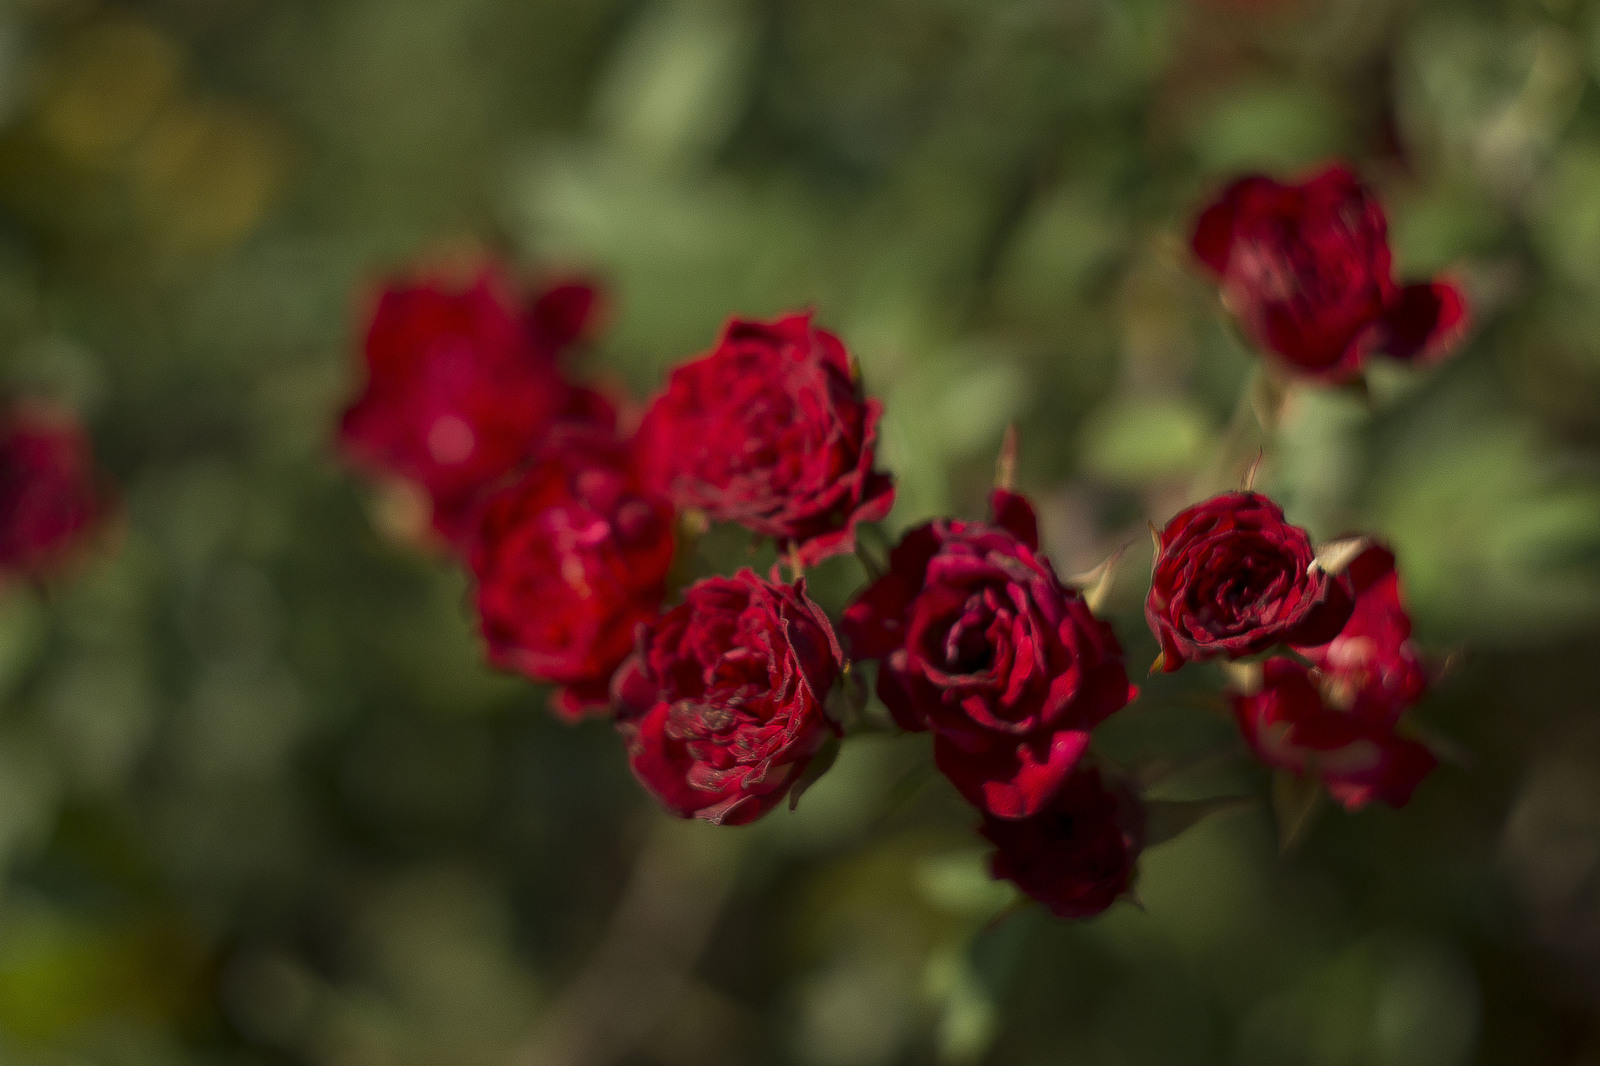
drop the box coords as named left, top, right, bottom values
left=38, top=18, right=181, bottom=164
left=131, top=100, right=290, bottom=254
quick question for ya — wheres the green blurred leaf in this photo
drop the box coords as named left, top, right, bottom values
left=1080, top=396, right=1213, bottom=484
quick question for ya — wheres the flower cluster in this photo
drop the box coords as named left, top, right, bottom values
left=337, top=162, right=1464, bottom=923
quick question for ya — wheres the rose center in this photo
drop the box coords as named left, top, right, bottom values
left=944, top=613, right=997, bottom=674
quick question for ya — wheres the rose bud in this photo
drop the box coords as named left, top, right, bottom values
left=1294, top=543, right=1428, bottom=722
left=633, top=313, right=894, bottom=567
left=1192, top=164, right=1467, bottom=384
left=1146, top=491, right=1351, bottom=672
left=338, top=267, right=583, bottom=547
left=841, top=489, right=1136, bottom=820
left=1230, top=658, right=1437, bottom=810
left=470, top=426, right=675, bottom=721
left=615, top=570, right=843, bottom=825
left=0, top=404, right=104, bottom=576
left=981, top=765, right=1144, bottom=920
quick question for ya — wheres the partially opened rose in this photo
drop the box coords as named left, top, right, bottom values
left=842, top=489, right=1136, bottom=819
left=1147, top=492, right=1349, bottom=672
left=1192, top=165, right=1467, bottom=384
left=615, top=570, right=842, bottom=825
left=471, top=426, right=675, bottom=721
left=1231, top=658, right=1437, bottom=810
left=1296, top=543, right=1428, bottom=721
left=981, top=765, right=1144, bottom=919
left=338, top=268, right=584, bottom=546
left=634, top=313, right=894, bottom=566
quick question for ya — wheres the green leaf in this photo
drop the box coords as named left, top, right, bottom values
left=915, top=849, right=1018, bottom=920
left=1144, top=795, right=1255, bottom=849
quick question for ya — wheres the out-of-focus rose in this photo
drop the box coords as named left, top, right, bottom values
left=471, top=426, right=675, bottom=721
left=1192, top=165, right=1468, bottom=383
left=1297, top=543, right=1428, bottom=721
left=0, top=404, right=103, bottom=575
left=1147, top=491, right=1349, bottom=672
left=842, top=490, right=1135, bottom=819
left=1231, top=658, right=1437, bottom=810
left=981, top=766, right=1144, bottom=919
left=633, top=313, right=894, bottom=566
left=338, top=268, right=587, bottom=546
left=615, top=570, right=842, bottom=825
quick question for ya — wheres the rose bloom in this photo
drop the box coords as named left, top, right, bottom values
left=615, top=570, right=843, bottom=825
left=339, top=268, right=598, bottom=546
left=1192, top=164, right=1467, bottom=383
left=471, top=426, right=675, bottom=721
left=634, top=313, right=894, bottom=566
left=842, top=490, right=1135, bottom=820
left=1147, top=491, right=1349, bottom=672
left=1231, top=658, right=1437, bottom=810
left=981, top=766, right=1144, bottom=919
left=0, top=404, right=103, bottom=575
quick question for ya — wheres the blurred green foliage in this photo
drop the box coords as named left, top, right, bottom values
left=0, top=0, right=1595, bottom=1063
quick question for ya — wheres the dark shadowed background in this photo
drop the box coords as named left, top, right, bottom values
left=0, top=0, right=1597, bottom=1063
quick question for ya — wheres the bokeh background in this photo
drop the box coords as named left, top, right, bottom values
left=0, top=0, right=1597, bottom=1063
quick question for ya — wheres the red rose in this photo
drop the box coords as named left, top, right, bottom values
left=1296, top=543, right=1428, bottom=721
left=471, top=426, right=675, bottom=721
left=981, top=766, right=1143, bottom=919
left=1230, top=658, right=1437, bottom=810
left=1192, top=165, right=1468, bottom=383
left=338, top=268, right=584, bottom=546
left=0, top=404, right=103, bottom=575
left=1146, top=491, right=1349, bottom=672
left=634, top=313, right=894, bottom=566
left=615, top=570, right=843, bottom=825
left=841, top=490, right=1136, bottom=819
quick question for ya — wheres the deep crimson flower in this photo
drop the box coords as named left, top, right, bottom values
left=633, top=313, right=894, bottom=566
left=1146, top=491, right=1349, bottom=672
left=981, top=766, right=1143, bottom=919
left=615, top=570, right=843, bottom=825
left=471, top=427, right=675, bottom=721
left=338, top=268, right=586, bottom=546
left=1192, top=165, right=1467, bottom=383
left=1230, top=658, right=1436, bottom=810
left=841, top=490, right=1136, bottom=819
left=0, top=404, right=103, bottom=575
left=1296, top=543, right=1428, bottom=721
